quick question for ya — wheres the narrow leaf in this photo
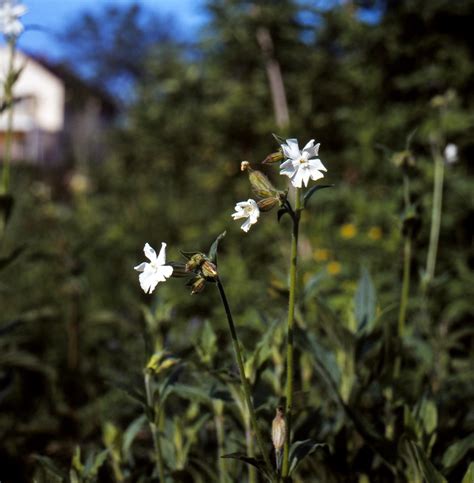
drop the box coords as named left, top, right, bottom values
left=289, top=439, right=329, bottom=475
left=354, top=267, right=376, bottom=333
left=221, top=453, right=272, bottom=481
left=303, top=184, right=334, bottom=207
left=208, top=231, right=226, bottom=264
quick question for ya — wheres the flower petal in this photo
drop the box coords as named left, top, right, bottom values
left=139, top=269, right=160, bottom=294
left=156, top=242, right=167, bottom=266
left=160, top=265, right=174, bottom=279
left=281, top=139, right=300, bottom=159
left=308, top=158, right=327, bottom=172
left=144, top=242, right=157, bottom=262
left=134, top=262, right=148, bottom=272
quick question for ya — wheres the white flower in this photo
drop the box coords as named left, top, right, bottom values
left=134, top=242, right=173, bottom=294
left=444, top=143, right=458, bottom=164
left=231, top=199, right=260, bottom=232
left=279, top=138, right=327, bottom=188
left=0, top=0, right=27, bottom=37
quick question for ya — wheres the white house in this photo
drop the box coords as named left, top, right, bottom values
left=0, top=46, right=116, bottom=166
left=0, top=45, right=65, bottom=163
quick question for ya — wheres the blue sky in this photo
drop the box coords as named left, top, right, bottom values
left=16, top=0, right=207, bottom=59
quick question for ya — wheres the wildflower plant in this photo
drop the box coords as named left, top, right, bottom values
left=133, top=134, right=333, bottom=481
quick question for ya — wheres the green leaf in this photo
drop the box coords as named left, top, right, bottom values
left=33, top=455, right=66, bottom=482
left=208, top=231, right=226, bottom=264
left=272, top=132, right=286, bottom=145
left=289, top=439, right=329, bottom=475
left=442, top=433, right=474, bottom=470
left=303, top=184, right=334, bottom=207
left=354, top=267, right=376, bottom=333
left=221, top=453, right=272, bottom=482
left=401, top=437, right=447, bottom=483
left=462, top=462, right=474, bottom=483
left=122, top=414, right=146, bottom=462
left=84, top=449, right=109, bottom=478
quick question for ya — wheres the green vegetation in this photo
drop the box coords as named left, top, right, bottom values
left=0, top=1, right=473, bottom=481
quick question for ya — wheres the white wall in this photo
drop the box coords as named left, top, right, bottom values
left=0, top=46, right=65, bottom=132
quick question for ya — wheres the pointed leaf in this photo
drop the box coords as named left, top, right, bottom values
left=442, top=433, right=474, bottom=470
left=208, top=231, right=226, bottom=264
left=289, top=439, right=329, bottom=475
left=272, top=133, right=286, bottom=145
left=221, top=453, right=272, bottom=481
left=462, top=462, right=474, bottom=483
left=354, top=267, right=376, bottom=333
left=303, top=184, right=334, bottom=207
left=401, top=437, right=447, bottom=483
left=122, top=414, right=147, bottom=462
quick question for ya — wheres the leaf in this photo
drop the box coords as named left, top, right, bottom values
left=107, top=378, right=147, bottom=407
left=277, top=207, right=290, bottom=223
left=85, top=449, right=109, bottom=478
left=272, top=132, right=286, bottom=145
left=221, top=453, right=272, bottom=481
left=33, top=455, right=66, bottom=481
left=289, top=439, right=329, bottom=475
left=303, top=184, right=334, bottom=207
left=122, top=414, right=146, bottom=462
left=354, top=267, right=376, bottom=333
left=401, top=437, right=447, bottom=483
left=462, top=462, right=474, bottom=483
left=442, top=433, right=474, bottom=470
left=208, top=231, right=226, bottom=265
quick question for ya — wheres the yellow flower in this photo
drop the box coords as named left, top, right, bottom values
left=340, top=223, right=357, bottom=239
left=313, top=248, right=330, bottom=262
left=327, top=261, right=342, bottom=275
left=368, top=226, right=383, bottom=241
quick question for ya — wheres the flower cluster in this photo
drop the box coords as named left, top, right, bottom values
left=134, top=136, right=328, bottom=292
left=231, top=137, right=327, bottom=233
left=0, top=0, right=27, bottom=38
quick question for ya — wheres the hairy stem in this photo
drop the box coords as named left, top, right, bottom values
left=282, top=188, right=301, bottom=477
left=216, top=278, right=275, bottom=480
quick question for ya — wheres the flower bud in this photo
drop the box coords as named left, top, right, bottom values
left=257, top=197, right=279, bottom=212
left=185, top=253, right=206, bottom=273
left=249, top=169, right=277, bottom=198
left=201, top=259, right=218, bottom=280
left=190, top=276, right=206, bottom=294
left=241, top=161, right=250, bottom=171
left=391, top=150, right=415, bottom=168
left=262, top=149, right=283, bottom=165
left=272, top=406, right=286, bottom=452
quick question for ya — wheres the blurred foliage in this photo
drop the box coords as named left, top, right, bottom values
left=0, top=0, right=473, bottom=481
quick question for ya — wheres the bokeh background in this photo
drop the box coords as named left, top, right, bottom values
left=0, top=1, right=473, bottom=482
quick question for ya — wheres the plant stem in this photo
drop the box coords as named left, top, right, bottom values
left=144, top=373, right=166, bottom=482
left=1, top=38, right=16, bottom=195
left=216, top=278, right=275, bottom=480
left=394, top=173, right=412, bottom=379
left=425, top=144, right=445, bottom=287
left=282, top=187, right=301, bottom=478
left=214, top=401, right=229, bottom=483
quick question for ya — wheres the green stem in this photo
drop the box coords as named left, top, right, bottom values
left=1, top=38, right=16, bottom=195
left=394, top=172, right=412, bottom=379
left=214, top=401, right=229, bottom=483
left=145, top=373, right=166, bottom=482
left=216, top=278, right=275, bottom=480
left=425, top=145, right=445, bottom=287
left=282, top=188, right=301, bottom=478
